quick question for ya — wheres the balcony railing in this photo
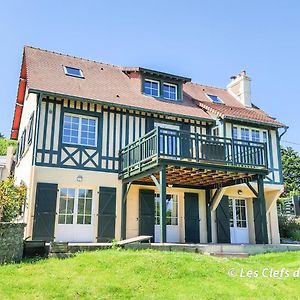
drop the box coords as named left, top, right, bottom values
left=119, top=127, right=268, bottom=179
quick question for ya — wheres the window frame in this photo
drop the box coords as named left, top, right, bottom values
left=63, top=66, right=84, bottom=78
left=206, top=94, right=223, bottom=104
left=62, top=113, right=98, bottom=147
left=143, top=78, right=160, bottom=97
left=163, top=82, right=178, bottom=101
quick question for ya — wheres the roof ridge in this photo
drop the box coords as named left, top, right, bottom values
left=188, top=81, right=227, bottom=91
left=24, top=45, right=122, bottom=69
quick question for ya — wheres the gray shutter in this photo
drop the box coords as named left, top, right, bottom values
left=98, top=187, right=116, bottom=242
left=181, top=123, right=191, bottom=158
left=145, top=117, right=154, bottom=133
left=32, top=182, right=58, bottom=242
left=139, top=189, right=155, bottom=241
left=253, top=198, right=269, bottom=244
left=216, top=196, right=231, bottom=243
left=184, top=192, right=200, bottom=243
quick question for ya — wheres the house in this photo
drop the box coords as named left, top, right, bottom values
left=11, top=46, right=286, bottom=245
left=0, top=147, right=15, bottom=180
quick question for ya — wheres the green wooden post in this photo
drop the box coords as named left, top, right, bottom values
left=159, top=166, right=167, bottom=243
left=257, top=175, right=268, bottom=244
left=121, top=182, right=131, bottom=240
left=205, top=189, right=212, bottom=243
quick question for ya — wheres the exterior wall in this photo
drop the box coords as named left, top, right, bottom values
left=126, top=185, right=207, bottom=243
left=26, top=166, right=122, bottom=241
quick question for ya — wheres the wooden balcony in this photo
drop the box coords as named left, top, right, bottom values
left=119, top=127, right=269, bottom=189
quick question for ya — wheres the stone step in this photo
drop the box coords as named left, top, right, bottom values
left=209, top=252, right=250, bottom=258
left=48, top=252, right=74, bottom=259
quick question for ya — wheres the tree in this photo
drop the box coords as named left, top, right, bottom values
left=0, top=133, right=4, bottom=138
left=0, top=138, right=17, bottom=156
left=281, top=146, right=300, bottom=196
left=0, top=177, right=26, bottom=222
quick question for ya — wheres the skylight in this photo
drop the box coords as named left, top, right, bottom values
left=64, top=66, right=84, bottom=78
left=207, top=94, right=222, bottom=104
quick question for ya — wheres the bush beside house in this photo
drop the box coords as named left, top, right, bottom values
left=0, top=177, right=26, bottom=263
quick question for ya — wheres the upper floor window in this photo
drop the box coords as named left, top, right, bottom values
left=251, top=130, right=260, bottom=142
left=207, top=94, right=223, bottom=104
left=241, top=128, right=250, bottom=141
left=62, top=114, right=97, bottom=147
left=144, top=79, right=160, bottom=97
left=233, top=127, right=238, bottom=140
left=163, top=83, right=177, bottom=100
left=64, top=66, right=84, bottom=78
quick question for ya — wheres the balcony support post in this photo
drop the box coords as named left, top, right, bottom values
left=159, top=165, right=167, bottom=243
left=205, top=189, right=212, bottom=243
left=121, top=181, right=132, bottom=240
left=257, top=175, right=268, bottom=244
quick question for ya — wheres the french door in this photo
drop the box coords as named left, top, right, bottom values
left=55, top=188, right=94, bottom=242
left=229, top=198, right=249, bottom=244
left=154, top=193, right=179, bottom=243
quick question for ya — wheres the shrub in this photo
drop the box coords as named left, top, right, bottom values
left=278, top=215, right=300, bottom=241
left=0, top=177, right=26, bottom=222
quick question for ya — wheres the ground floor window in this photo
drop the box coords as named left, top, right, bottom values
left=58, top=188, right=93, bottom=225
left=229, top=198, right=247, bottom=228
left=155, top=194, right=178, bottom=225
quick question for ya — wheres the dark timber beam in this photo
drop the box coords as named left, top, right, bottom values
left=121, top=182, right=132, bottom=240
left=257, top=175, right=268, bottom=244
left=246, top=182, right=258, bottom=197
left=159, top=166, right=167, bottom=243
left=206, top=189, right=212, bottom=243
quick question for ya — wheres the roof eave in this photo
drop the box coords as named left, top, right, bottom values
left=224, top=116, right=286, bottom=128
left=28, top=88, right=214, bottom=124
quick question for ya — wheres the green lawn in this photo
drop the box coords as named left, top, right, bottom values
left=0, top=249, right=300, bottom=299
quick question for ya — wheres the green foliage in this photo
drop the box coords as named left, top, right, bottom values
left=0, top=137, right=17, bottom=156
left=0, top=177, right=26, bottom=222
left=1, top=250, right=300, bottom=299
left=278, top=215, right=300, bottom=241
left=0, top=133, right=4, bottom=138
left=281, top=146, right=300, bottom=196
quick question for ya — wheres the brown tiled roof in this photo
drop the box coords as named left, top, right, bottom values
left=183, top=82, right=285, bottom=127
left=24, top=46, right=212, bottom=121
left=21, top=46, right=285, bottom=128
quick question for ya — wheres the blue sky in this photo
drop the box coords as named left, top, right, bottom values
left=0, top=1, right=299, bottom=152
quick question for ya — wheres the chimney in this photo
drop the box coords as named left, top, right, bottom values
left=226, top=70, right=251, bottom=107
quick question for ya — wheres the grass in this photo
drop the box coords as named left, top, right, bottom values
left=0, top=249, right=300, bottom=299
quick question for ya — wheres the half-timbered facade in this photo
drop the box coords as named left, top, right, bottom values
left=11, top=46, right=286, bottom=244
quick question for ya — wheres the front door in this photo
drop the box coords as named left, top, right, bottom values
left=229, top=198, right=249, bottom=244
left=154, top=193, right=179, bottom=243
left=55, top=188, right=94, bottom=242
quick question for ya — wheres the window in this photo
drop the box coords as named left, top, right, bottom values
left=58, top=188, right=93, bottom=225
left=207, top=94, right=223, bottom=104
left=241, top=128, right=250, bottom=141
left=155, top=194, right=178, bottom=225
left=58, top=188, right=75, bottom=224
left=233, top=127, right=238, bottom=140
left=263, top=131, right=268, bottom=143
left=163, top=83, right=177, bottom=100
left=212, top=127, right=219, bottom=137
left=64, top=66, right=84, bottom=78
left=144, top=79, right=159, bottom=97
left=251, top=130, right=260, bottom=142
left=27, top=114, right=34, bottom=145
left=62, top=114, right=97, bottom=146
left=77, top=189, right=93, bottom=224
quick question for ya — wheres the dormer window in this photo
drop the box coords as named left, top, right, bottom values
left=163, top=83, right=177, bottom=100
left=144, top=79, right=160, bottom=97
left=64, top=66, right=84, bottom=78
left=207, top=94, right=222, bottom=104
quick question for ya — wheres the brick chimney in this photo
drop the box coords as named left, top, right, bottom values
left=226, top=70, right=251, bottom=107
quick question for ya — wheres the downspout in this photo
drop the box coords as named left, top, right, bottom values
left=26, top=92, right=42, bottom=239
left=277, top=126, right=288, bottom=187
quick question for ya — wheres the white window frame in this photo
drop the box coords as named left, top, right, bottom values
left=62, top=113, right=98, bottom=147
left=63, top=66, right=84, bottom=78
left=155, top=193, right=179, bottom=226
left=58, top=188, right=94, bottom=225
left=229, top=198, right=248, bottom=229
left=163, top=82, right=178, bottom=101
left=144, top=79, right=160, bottom=97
